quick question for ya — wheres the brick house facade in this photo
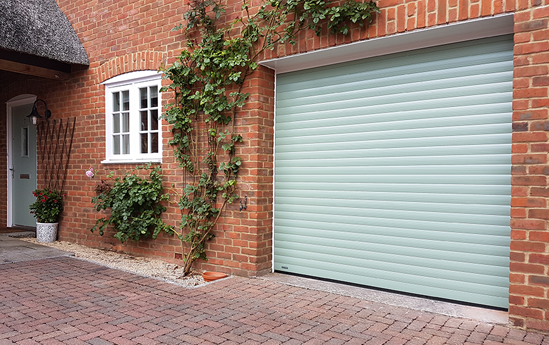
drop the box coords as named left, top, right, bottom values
left=1, top=0, right=549, bottom=333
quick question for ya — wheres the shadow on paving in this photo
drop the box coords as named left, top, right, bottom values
left=1, top=255, right=549, bottom=344
left=0, top=236, right=71, bottom=264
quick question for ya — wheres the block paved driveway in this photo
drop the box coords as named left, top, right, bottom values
left=1, top=257, right=548, bottom=345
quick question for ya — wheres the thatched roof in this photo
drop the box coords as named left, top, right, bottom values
left=0, top=0, right=89, bottom=65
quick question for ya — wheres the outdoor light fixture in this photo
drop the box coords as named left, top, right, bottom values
left=27, top=99, right=51, bottom=125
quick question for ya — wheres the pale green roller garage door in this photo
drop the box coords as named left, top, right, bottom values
left=274, top=35, right=513, bottom=308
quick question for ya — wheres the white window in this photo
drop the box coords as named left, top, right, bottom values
left=102, top=71, right=162, bottom=163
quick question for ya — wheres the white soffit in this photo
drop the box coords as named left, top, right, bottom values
left=260, top=14, right=514, bottom=74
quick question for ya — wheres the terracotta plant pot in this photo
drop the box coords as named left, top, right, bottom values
left=202, top=271, right=228, bottom=282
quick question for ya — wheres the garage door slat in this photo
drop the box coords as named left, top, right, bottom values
left=276, top=205, right=509, bottom=226
left=277, top=66, right=512, bottom=103
left=276, top=196, right=509, bottom=216
left=275, top=212, right=509, bottom=237
left=277, top=94, right=512, bottom=122
left=276, top=188, right=509, bottom=205
left=277, top=39, right=513, bottom=89
left=276, top=165, right=510, bottom=176
left=277, top=127, right=511, bottom=147
left=276, top=219, right=509, bottom=244
left=275, top=230, right=508, bottom=258
left=278, top=84, right=511, bottom=116
left=277, top=144, right=510, bottom=160
left=278, top=102, right=511, bottom=126
left=275, top=244, right=508, bottom=282
left=277, top=182, right=510, bottom=195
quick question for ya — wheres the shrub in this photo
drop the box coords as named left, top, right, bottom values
left=30, top=189, right=64, bottom=223
left=91, top=164, right=171, bottom=243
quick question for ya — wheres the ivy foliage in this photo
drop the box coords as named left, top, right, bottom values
left=91, top=164, right=171, bottom=243
left=161, top=0, right=379, bottom=275
left=255, top=0, right=379, bottom=43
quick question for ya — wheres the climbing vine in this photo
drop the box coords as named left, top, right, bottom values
left=161, top=0, right=379, bottom=275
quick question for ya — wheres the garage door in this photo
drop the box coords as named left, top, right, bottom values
left=274, top=35, right=513, bottom=308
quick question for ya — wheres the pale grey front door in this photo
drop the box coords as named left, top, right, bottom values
left=11, top=103, right=37, bottom=227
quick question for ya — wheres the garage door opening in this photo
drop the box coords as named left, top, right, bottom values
left=274, top=35, right=513, bottom=309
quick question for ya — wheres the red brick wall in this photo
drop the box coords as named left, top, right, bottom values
left=0, top=0, right=548, bottom=332
left=509, top=6, right=549, bottom=333
left=23, top=0, right=276, bottom=278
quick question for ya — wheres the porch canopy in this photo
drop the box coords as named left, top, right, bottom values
left=0, top=0, right=89, bottom=80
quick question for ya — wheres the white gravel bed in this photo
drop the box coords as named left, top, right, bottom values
left=19, top=238, right=207, bottom=287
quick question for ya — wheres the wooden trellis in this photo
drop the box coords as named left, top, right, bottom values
left=36, top=118, right=76, bottom=192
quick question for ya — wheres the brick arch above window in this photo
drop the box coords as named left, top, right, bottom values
left=98, top=51, right=167, bottom=83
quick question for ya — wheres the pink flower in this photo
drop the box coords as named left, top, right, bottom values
left=86, top=168, right=95, bottom=178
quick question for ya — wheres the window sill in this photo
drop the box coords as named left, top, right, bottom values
left=101, top=157, right=162, bottom=165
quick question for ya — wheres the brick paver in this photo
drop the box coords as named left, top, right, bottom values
left=1, top=257, right=549, bottom=344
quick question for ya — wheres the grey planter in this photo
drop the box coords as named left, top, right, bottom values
left=36, top=222, right=58, bottom=243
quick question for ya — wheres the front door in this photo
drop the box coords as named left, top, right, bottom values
left=11, top=103, right=37, bottom=227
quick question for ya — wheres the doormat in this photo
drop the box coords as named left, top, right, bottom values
left=0, top=227, right=35, bottom=234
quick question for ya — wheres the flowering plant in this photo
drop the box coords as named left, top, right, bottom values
left=29, top=189, right=64, bottom=223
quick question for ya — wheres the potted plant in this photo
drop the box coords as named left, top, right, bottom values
left=29, top=188, right=64, bottom=243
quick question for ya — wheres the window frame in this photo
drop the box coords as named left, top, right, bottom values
left=101, top=71, right=163, bottom=164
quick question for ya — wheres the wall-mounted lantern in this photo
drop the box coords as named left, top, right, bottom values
left=27, top=99, right=52, bottom=125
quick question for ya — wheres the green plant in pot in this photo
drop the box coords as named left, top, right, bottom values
left=30, top=188, right=64, bottom=243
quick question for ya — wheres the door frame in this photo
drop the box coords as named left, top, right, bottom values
left=6, top=94, right=37, bottom=227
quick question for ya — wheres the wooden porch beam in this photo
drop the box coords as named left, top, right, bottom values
left=0, top=58, right=70, bottom=80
